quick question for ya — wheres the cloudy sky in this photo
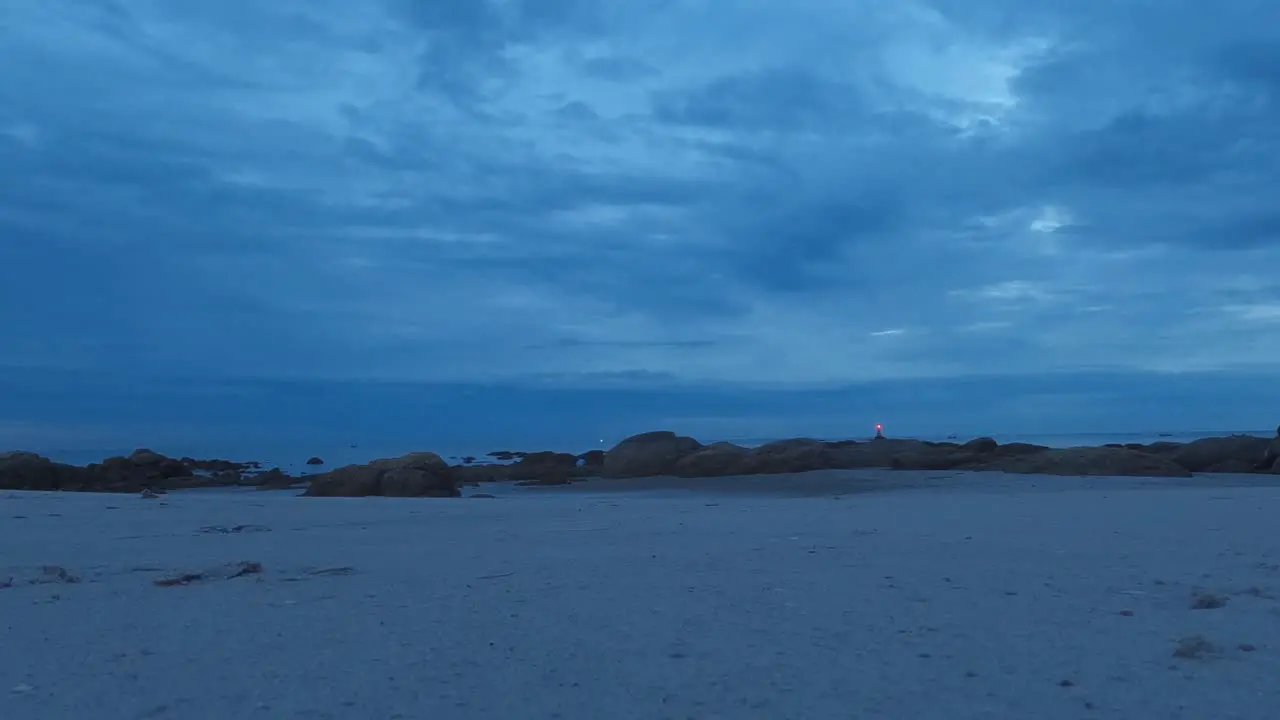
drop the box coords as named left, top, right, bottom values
left=3, top=1, right=1279, bottom=457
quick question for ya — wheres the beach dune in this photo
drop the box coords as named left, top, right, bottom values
left=3, top=469, right=1279, bottom=719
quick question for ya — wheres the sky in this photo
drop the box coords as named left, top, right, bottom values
left=2, top=1, right=1279, bottom=460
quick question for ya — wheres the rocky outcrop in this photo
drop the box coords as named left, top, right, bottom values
left=507, top=451, right=577, bottom=484
left=304, top=452, right=458, bottom=498
left=1153, top=435, right=1273, bottom=473
left=980, top=446, right=1192, bottom=478
left=0, top=451, right=84, bottom=491
left=577, top=450, right=606, bottom=468
left=672, top=442, right=750, bottom=477
left=735, top=438, right=845, bottom=475
left=0, top=449, right=284, bottom=493
left=602, top=431, right=702, bottom=478
left=306, top=457, right=325, bottom=466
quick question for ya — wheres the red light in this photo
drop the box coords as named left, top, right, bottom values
left=875, top=423, right=882, bottom=430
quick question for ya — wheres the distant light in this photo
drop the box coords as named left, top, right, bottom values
left=875, top=423, right=883, bottom=431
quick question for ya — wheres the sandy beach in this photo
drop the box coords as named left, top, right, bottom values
left=3, top=469, right=1279, bottom=719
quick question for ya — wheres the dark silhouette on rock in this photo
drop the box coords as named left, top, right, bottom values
left=304, top=452, right=458, bottom=498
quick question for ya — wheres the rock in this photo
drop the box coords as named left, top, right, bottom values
left=673, top=442, right=750, bottom=477
left=451, top=464, right=511, bottom=484
left=961, top=437, right=999, bottom=453
left=576, top=449, right=606, bottom=468
left=602, top=431, right=702, bottom=478
left=1262, top=434, right=1280, bottom=472
left=305, top=457, right=325, bottom=466
left=735, top=439, right=842, bottom=475
left=889, top=447, right=984, bottom=471
left=304, top=452, right=458, bottom=498
left=507, top=451, right=579, bottom=481
left=0, top=452, right=84, bottom=491
left=1, top=451, right=272, bottom=493
left=1163, top=435, right=1271, bottom=472
left=981, top=446, right=1192, bottom=478
left=992, top=442, right=1051, bottom=457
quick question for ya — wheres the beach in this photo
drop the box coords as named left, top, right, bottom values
left=3, top=469, right=1279, bottom=719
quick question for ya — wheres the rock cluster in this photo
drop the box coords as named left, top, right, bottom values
left=6, top=429, right=1278, bottom=498
left=0, top=449, right=282, bottom=493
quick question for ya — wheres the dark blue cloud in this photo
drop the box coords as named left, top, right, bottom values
left=2, top=0, right=1280, bottom=453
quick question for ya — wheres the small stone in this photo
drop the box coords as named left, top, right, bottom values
left=1059, top=679, right=1075, bottom=687
left=1118, top=610, right=1134, bottom=616
left=1238, top=643, right=1257, bottom=652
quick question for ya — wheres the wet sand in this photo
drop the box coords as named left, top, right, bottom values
left=3, top=469, right=1279, bottom=719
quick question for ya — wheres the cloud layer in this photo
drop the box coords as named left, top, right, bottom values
left=3, top=0, right=1279, bottom=395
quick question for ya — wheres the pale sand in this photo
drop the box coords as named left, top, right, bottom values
left=3, top=470, right=1279, bottom=719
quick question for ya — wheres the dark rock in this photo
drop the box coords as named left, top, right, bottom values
left=304, top=452, right=458, bottom=498
left=461, top=456, right=476, bottom=464
left=508, top=451, right=579, bottom=481
left=0, top=452, right=85, bottom=491
left=961, top=437, right=999, bottom=453
left=305, top=457, right=325, bottom=466
left=451, top=464, right=511, bottom=484
left=980, top=446, right=1192, bottom=477
left=602, top=431, right=702, bottom=478
left=992, top=442, right=1051, bottom=457
left=735, top=438, right=842, bottom=475
left=576, top=449, right=606, bottom=467
left=673, top=442, right=750, bottom=477
left=1161, top=435, right=1271, bottom=472
left=889, top=448, right=984, bottom=471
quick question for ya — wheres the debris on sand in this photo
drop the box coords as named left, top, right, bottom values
left=154, top=561, right=263, bottom=587
left=1190, top=591, right=1229, bottom=610
left=198, top=524, right=271, bottom=534
left=34, top=565, right=80, bottom=584
left=1172, top=635, right=1219, bottom=660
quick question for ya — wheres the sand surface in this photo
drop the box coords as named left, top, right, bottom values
left=3, top=470, right=1279, bottom=719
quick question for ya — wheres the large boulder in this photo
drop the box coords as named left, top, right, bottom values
left=85, top=449, right=199, bottom=492
left=981, top=446, right=1192, bottom=478
left=305, top=452, right=458, bottom=498
left=673, top=442, right=750, bottom=477
left=602, top=431, right=702, bottom=478
left=1262, top=434, right=1280, bottom=473
left=1, top=449, right=280, bottom=493
left=0, top=452, right=86, bottom=490
left=735, top=438, right=843, bottom=475
left=507, top=451, right=579, bottom=482
left=576, top=449, right=606, bottom=468
left=1161, top=435, right=1272, bottom=473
